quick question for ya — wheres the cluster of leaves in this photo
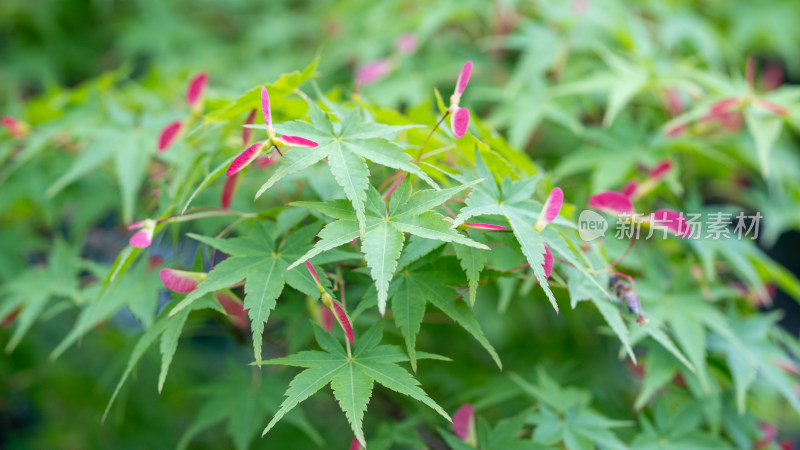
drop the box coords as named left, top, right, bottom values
left=4, top=1, right=800, bottom=449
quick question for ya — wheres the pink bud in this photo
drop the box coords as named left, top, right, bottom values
left=226, top=143, right=262, bottom=177
left=279, top=135, right=318, bottom=147
left=221, top=172, right=239, bottom=209
left=159, top=269, right=206, bottom=293
left=621, top=180, right=638, bottom=198
left=261, top=86, right=272, bottom=128
left=215, top=291, right=249, bottom=330
left=648, top=159, right=673, bottom=181
left=535, top=187, right=563, bottom=231
left=395, top=33, right=418, bottom=54
left=453, top=404, right=475, bottom=442
left=651, top=209, right=690, bottom=237
left=356, top=59, right=392, bottom=86
left=158, top=120, right=182, bottom=152
left=455, top=61, right=473, bottom=96
left=542, top=244, right=553, bottom=280
left=589, top=191, right=633, bottom=214
left=349, top=437, right=363, bottom=450
left=242, top=109, right=256, bottom=145
left=186, top=72, right=208, bottom=109
left=330, top=300, right=355, bottom=343
left=450, top=107, right=470, bottom=138
left=1, top=116, right=28, bottom=139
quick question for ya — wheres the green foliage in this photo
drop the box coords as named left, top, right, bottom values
left=4, top=1, right=800, bottom=449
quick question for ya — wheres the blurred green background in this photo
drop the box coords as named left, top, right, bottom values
left=3, top=0, right=800, bottom=449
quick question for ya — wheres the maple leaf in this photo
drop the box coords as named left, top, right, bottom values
left=251, top=102, right=440, bottom=234
left=103, top=296, right=226, bottom=422
left=452, top=150, right=560, bottom=313
left=177, top=362, right=321, bottom=450
left=1, top=240, right=82, bottom=353
left=350, top=248, right=501, bottom=373
left=289, top=181, right=488, bottom=315
left=258, top=321, right=451, bottom=448
left=168, top=222, right=325, bottom=364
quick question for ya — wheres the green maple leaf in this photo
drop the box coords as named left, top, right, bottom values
left=103, top=296, right=225, bottom=422
left=168, top=222, right=324, bottom=364
left=258, top=321, right=451, bottom=448
left=634, top=267, right=741, bottom=395
left=351, top=249, right=501, bottom=373
left=512, top=370, right=630, bottom=450
left=439, top=408, right=534, bottom=450
left=45, top=96, right=150, bottom=223
left=452, top=150, right=559, bottom=313
left=50, top=253, right=164, bottom=360
left=709, top=312, right=800, bottom=416
left=1, top=240, right=82, bottom=353
left=252, top=102, right=440, bottom=235
left=177, top=362, right=321, bottom=450
left=289, top=181, right=488, bottom=315
left=453, top=232, right=488, bottom=307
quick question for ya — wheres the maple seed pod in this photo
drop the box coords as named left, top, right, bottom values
left=709, top=97, right=740, bottom=116
left=453, top=403, right=476, bottom=445
left=649, top=209, right=691, bottom=237
left=535, top=187, right=563, bottom=232
left=129, top=219, right=156, bottom=248
left=395, top=33, right=418, bottom=54
left=450, top=107, right=470, bottom=139
left=588, top=191, right=634, bottom=214
left=542, top=245, right=553, bottom=281
left=261, top=86, right=272, bottom=128
left=159, top=269, right=208, bottom=293
left=356, top=59, right=393, bottom=86
left=330, top=299, right=355, bottom=343
left=621, top=180, right=639, bottom=198
left=186, top=72, right=208, bottom=110
left=648, top=159, right=673, bottom=181
left=349, top=436, right=363, bottom=450
left=459, top=222, right=507, bottom=232
left=158, top=120, right=182, bottom=152
left=454, top=60, right=473, bottom=97
left=753, top=98, right=789, bottom=116
left=255, top=154, right=276, bottom=168
left=305, top=261, right=323, bottom=288
left=1, top=116, right=30, bottom=139
left=221, top=172, right=239, bottom=209
left=242, top=109, right=256, bottom=145
left=308, top=297, right=336, bottom=332
left=215, top=291, right=249, bottom=330
left=227, top=143, right=263, bottom=177
left=277, top=135, right=318, bottom=147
